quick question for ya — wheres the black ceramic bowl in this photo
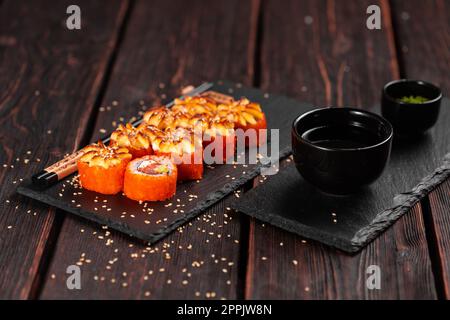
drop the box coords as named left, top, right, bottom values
left=382, top=79, right=442, bottom=136
left=291, top=107, right=393, bottom=195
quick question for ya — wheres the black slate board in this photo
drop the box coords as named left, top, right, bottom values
left=17, top=81, right=314, bottom=244
left=232, top=98, right=450, bottom=253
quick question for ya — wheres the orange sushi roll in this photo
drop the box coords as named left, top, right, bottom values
left=202, top=117, right=236, bottom=163
left=123, top=155, right=177, bottom=202
left=77, top=142, right=132, bottom=195
left=109, top=123, right=153, bottom=158
left=143, top=107, right=176, bottom=129
left=219, top=98, right=267, bottom=147
left=152, top=127, right=203, bottom=181
left=171, top=96, right=218, bottom=119
left=143, top=106, right=191, bottom=130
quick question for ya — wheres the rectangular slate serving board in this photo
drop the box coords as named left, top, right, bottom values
left=232, top=98, right=450, bottom=253
left=17, top=81, right=314, bottom=244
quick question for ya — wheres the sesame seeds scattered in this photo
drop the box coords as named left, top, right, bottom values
left=2, top=145, right=260, bottom=299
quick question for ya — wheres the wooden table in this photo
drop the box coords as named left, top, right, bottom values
left=1, top=0, right=449, bottom=299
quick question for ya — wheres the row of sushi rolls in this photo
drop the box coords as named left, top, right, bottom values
left=77, top=95, right=267, bottom=202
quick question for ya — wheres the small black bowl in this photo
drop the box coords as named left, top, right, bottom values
left=382, top=79, right=442, bottom=136
left=291, top=107, right=393, bottom=195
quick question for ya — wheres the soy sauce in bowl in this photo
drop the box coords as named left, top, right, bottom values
left=301, top=125, right=380, bottom=149
left=291, top=108, right=393, bottom=195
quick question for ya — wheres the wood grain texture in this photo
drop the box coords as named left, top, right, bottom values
left=391, top=0, right=450, bottom=90
left=245, top=0, right=437, bottom=299
left=39, top=0, right=260, bottom=299
left=0, top=0, right=129, bottom=299
left=391, top=0, right=450, bottom=298
left=428, top=180, right=450, bottom=298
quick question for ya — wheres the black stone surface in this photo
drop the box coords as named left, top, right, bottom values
left=17, top=81, right=313, bottom=244
left=232, top=99, right=450, bottom=253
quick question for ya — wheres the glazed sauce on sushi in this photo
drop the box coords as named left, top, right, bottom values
left=301, top=125, right=380, bottom=149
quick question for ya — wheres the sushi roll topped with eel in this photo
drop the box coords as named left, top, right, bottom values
left=151, top=127, right=203, bottom=181
left=123, top=155, right=177, bottom=201
left=202, top=116, right=236, bottom=163
left=218, top=98, right=267, bottom=147
left=77, top=142, right=132, bottom=195
left=171, top=96, right=217, bottom=118
left=109, top=123, right=153, bottom=158
left=143, top=107, right=191, bottom=130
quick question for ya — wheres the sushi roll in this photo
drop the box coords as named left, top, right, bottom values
left=202, top=117, right=236, bottom=163
left=143, top=106, right=191, bottom=130
left=77, top=142, right=132, bottom=195
left=123, top=155, right=177, bottom=201
left=143, top=107, right=176, bottom=129
left=109, top=123, right=153, bottom=158
left=219, top=98, right=267, bottom=147
left=151, top=127, right=203, bottom=181
left=171, top=96, right=218, bottom=119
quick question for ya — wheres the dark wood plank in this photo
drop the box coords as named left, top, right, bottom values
left=391, top=0, right=450, bottom=298
left=0, top=0, right=129, bottom=299
left=391, top=0, right=450, bottom=90
left=246, top=0, right=437, bottom=299
left=39, top=0, right=260, bottom=299
left=428, top=180, right=450, bottom=298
